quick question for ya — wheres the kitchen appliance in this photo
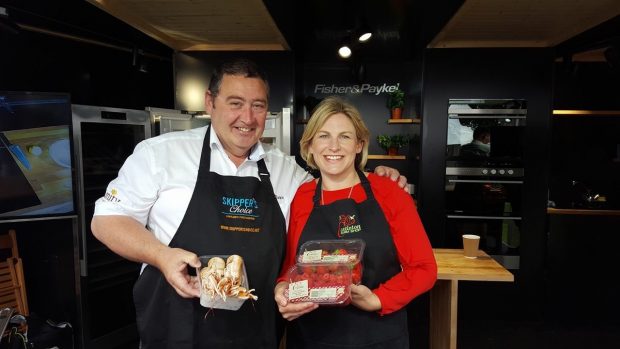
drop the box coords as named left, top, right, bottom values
left=261, top=108, right=291, bottom=154
left=148, top=106, right=291, bottom=154
left=444, top=99, right=527, bottom=269
left=147, top=107, right=210, bottom=136
left=72, top=104, right=151, bottom=349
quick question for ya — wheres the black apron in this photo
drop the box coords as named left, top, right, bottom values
left=133, top=126, right=286, bottom=349
left=287, top=170, right=408, bottom=349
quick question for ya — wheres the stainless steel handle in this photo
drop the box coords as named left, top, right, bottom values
left=448, top=179, right=524, bottom=184
left=447, top=215, right=522, bottom=220
left=448, top=115, right=526, bottom=120
left=448, top=108, right=527, bottom=115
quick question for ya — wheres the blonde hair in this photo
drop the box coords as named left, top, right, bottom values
left=300, top=96, right=370, bottom=171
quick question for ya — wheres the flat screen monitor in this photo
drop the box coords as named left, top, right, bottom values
left=0, top=91, right=76, bottom=221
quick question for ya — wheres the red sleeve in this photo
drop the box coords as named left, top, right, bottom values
left=276, top=181, right=316, bottom=284
left=368, top=174, right=438, bottom=315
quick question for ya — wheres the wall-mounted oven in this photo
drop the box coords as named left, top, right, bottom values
left=444, top=99, right=526, bottom=269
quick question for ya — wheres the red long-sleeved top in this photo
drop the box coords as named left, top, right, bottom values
left=278, top=173, right=437, bottom=315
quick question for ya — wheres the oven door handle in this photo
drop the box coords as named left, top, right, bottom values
left=448, top=114, right=526, bottom=119
left=448, top=179, right=524, bottom=184
left=447, top=215, right=522, bottom=220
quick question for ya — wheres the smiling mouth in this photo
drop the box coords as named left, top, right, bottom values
left=324, top=155, right=344, bottom=160
left=235, top=126, right=254, bottom=133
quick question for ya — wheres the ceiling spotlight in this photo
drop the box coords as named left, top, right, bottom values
left=358, top=32, right=372, bottom=42
left=356, top=20, right=372, bottom=43
left=338, top=45, right=352, bottom=59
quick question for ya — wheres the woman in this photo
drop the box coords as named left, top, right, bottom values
left=274, top=97, right=437, bottom=348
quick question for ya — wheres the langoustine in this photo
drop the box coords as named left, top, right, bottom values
left=199, top=255, right=257, bottom=302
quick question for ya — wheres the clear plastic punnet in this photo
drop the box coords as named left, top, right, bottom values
left=196, top=255, right=257, bottom=311
left=297, top=239, right=365, bottom=264
left=297, top=239, right=365, bottom=284
left=284, top=264, right=353, bottom=306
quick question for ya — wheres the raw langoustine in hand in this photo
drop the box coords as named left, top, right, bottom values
left=199, top=255, right=257, bottom=302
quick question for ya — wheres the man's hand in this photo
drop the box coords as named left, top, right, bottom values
left=156, top=247, right=202, bottom=298
left=91, top=215, right=202, bottom=298
left=274, top=281, right=318, bottom=321
left=374, top=166, right=409, bottom=192
left=350, top=284, right=382, bottom=312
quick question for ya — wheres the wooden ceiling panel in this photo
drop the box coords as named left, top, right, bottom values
left=85, top=0, right=619, bottom=54
left=429, top=0, right=620, bottom=48
left=87, top=0, right=289, bottom=51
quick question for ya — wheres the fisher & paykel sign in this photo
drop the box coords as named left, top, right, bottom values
left=313, top=83, right=400, bottom=96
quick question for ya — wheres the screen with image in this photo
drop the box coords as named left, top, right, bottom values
left=0, top=91, right=76, bottom=220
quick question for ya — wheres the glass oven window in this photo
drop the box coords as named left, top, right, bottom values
left=80, top=122, right=144, bottom=337
left=446, top=178, right=523, bottom=218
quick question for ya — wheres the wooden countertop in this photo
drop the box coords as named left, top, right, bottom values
left=547, top=208, right=620, bottom=216
left=433, top=248, right=514, bottom=282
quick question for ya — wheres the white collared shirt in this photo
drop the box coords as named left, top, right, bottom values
left=94, top=126, right=312, bottom=245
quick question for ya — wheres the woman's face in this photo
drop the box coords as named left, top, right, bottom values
left=309, top=113, right=363, bottom=179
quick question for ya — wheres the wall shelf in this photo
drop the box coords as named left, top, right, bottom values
left=368, top=155, right=406, bottom=160
left=387, top=118, right=421, bottom=124
left=553, top=110, right=620, bottom=116
left=547, top=208, right=620, bottom=216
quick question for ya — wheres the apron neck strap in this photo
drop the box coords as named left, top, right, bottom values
left=198, top=125, right=213, bottom=173
left=199, top=126, right=270, bottom=184
left=257, top=158, right=272, bottom=185
left=313, top=169, right=374, bottom=205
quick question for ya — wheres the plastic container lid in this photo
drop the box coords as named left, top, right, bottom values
left=297, top=239, right=366, bottom=265
left=284, top=264, right=352, bottom=305
left=196, top=255, right=255, bottom=311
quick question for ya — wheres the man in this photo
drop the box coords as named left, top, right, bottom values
left=460, top=126, right=491, bottom=158
left=91, top=58, right=405, bottom=348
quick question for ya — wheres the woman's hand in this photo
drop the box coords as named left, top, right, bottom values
left=350, top=284, right=382, bottom=312
left=274, top=281, right=318, bottom=321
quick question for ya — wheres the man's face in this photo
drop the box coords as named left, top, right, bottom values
left=206, top=74, right=268, bottom=160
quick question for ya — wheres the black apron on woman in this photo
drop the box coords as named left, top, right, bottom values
left=133, top=126, right=286, bottom=349
left=288, top=170, right=408, bottom=349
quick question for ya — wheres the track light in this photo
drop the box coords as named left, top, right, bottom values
left=356, top=19, right=372, bottom=43
left=358, top=32, right=372, bottom=42
left=338, top=45, right=352, bottom=59
left=0, top=7, right=21, bottom=35
left=132, top=47, right=149, bottom=73
left=604, top=45, right=620, bottom=69
left=338, top=18, right=372, bottom=58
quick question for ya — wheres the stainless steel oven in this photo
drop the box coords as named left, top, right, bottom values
left=72, top=104, right=151, bottom=349
left=444, top=99, right=526, bottom=269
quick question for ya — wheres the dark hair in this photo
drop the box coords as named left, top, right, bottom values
left=208, top=58, right=269, bottom=97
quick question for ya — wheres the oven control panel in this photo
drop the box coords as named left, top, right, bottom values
left=446, top=167, right=524, bottom=177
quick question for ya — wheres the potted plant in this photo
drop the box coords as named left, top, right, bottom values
left=386, top=89, right=405, bottom=119
left=377, top=134, right=410, bottom=155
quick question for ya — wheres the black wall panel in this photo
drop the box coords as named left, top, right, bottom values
left=419, top=48, right=554, bottom=316
left=174, top=51, right=295, bottom=113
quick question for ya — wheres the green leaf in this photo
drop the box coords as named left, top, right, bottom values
left=386, top=89, right=405, bottom=109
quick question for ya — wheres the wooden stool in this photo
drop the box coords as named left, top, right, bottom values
left=0, top=230, right=28, bottom=316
